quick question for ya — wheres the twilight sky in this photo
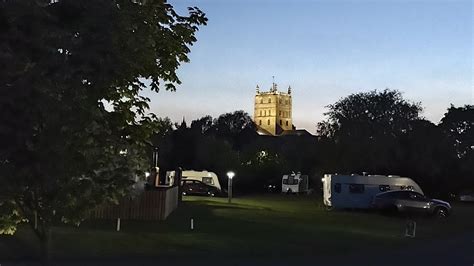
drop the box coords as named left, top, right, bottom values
left=144, top=0, right=473, bottom=133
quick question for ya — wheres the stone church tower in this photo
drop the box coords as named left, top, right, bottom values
left=253, top=82, right=293, bottom=136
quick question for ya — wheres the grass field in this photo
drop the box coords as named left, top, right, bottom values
left=1, top=194, right=473, bottom=263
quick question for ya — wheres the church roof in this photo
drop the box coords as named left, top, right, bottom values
left=280, top=129, right=314, bottom=137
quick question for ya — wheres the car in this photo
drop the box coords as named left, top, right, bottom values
left=181, top=180, right=220, bottom=197
left=371, top=190, right=451, bottom=218
left=458, top=191, right=474, bottom=202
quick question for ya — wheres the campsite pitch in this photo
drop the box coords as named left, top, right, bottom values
left=0, top=194, right=472, bottom=264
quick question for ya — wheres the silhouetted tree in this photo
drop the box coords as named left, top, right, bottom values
left=190, top=115, right=214, bottom=135
left=213, top=111, right=257, bottom=149
left=397, top=120, right=458, bottom=196
left=317, top=89, right=422, bottom=173
left=439, top=105, right=474, bottom=193
left=0, top=1, right=206, bottom=263
left=439, top=105, right=474, bottom=159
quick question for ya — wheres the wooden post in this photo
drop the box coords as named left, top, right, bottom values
left=34, top=211, right=38, bottom=230
left=404, top=219, right=416, bottom=238
left=116, top=218, right=121, bottom=232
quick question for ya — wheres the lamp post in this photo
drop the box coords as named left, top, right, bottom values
left=226, top=171, right=235, bottom=203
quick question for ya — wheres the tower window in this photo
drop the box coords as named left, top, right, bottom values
left=264, top=110, right=266, bottom=116
left=269, top=110, right=271, bottom=115
left=279, top=120, right=282, bottom=125
left=259, top=110, right=262, bottom=116
left=259, top=120, right=262, bottom=125
left=279, top=99, right=282, bottom=104
left=279, top=111, right=281, bottom=116
left=267, top=119, right=270, bottom=125
left=260, top=99, right=263, bottom=104
left=268, top=98, right=271, bottom=103
left=286, top=121, right=289, bottom=126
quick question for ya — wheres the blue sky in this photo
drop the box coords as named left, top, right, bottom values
left=145, top=0, right=473, bottom=133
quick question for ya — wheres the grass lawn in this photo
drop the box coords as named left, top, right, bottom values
left=1, top=194, right=473, bottom=262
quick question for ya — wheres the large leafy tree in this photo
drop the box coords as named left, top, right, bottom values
left=439, top=105, right=474, bottom=192
left=439, top=105, right=474, bottom=158
left=0, top=0, right=206, bottom=261
left=317, top=89, right=422, bottom=172
left=213, top=110, right=257, bottom=149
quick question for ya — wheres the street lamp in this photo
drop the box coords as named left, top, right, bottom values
left=226, top=171, right=235, bottom=203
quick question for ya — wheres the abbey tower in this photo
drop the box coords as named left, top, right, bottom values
left=253, top=83, right=293, bottom=136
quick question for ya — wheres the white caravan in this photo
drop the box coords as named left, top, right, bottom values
left=322, top=174, right=424, bottom=209
left=282, top=173, right=309, bottom=194
left=167, top=170, right=222, bottom=191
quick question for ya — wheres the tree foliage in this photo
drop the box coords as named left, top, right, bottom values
left=0, top=0, right=206, bottom=260
left=440, top=105, right=474, bottom=158
left=316, top=89, right=422, bottom=173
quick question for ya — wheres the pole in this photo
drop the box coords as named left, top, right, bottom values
left=228, top=178, right=232, bottom=203
left=116, top=218, right=121, bottom=232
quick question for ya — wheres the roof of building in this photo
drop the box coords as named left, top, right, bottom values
left=280, top=129, right=314, bottom=137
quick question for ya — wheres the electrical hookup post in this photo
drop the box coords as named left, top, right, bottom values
left=404, top=219, right=416, bottom=238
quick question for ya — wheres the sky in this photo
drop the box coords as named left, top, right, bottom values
left=144, top=0, right=473, bottom=133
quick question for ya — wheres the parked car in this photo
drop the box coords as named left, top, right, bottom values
left=371, top=190, right=451, bottom=218
left=181, top=180, right=220, bottom=197
left=458, top=191, right=474, bottom=202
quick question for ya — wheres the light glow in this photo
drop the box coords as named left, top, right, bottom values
left=226, top=171, right=235, bottom=179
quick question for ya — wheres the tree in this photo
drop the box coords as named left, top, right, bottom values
left=0, top=0, right=206, bottom=263
left=316, top=89, right=422, bottom=172
left=439, top=105, right=474, bottom=158
left=190, top=115, right=214, bottom=134
left=439, top=105, right=474, bottom=192
left=213, top=111, right=257, bottom=149
left=397, top=120, right=458, bottom=196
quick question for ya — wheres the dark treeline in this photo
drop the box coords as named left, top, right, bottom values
left=151, top=89, right=473, bottom=198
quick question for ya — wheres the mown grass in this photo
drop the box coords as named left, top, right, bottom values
left=0, top=194, right=472, bottom=261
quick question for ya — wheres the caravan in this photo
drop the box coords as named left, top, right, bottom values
left=282, top=173, right=309, bottom=194
left=322, top=174, right=424, bottom=209
left=167, top=170, right=222, bottom=191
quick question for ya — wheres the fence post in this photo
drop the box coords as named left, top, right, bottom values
left=116, top=218, right=121, bottom=232
left=404, top=219, right=416, bottom=238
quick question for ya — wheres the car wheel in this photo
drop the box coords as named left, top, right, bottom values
left=434, top=207, right=448, bottom=218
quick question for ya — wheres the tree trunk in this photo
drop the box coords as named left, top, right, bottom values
left=40, top=226, right=52, bottom=266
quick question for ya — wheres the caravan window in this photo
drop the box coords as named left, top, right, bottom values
left=400, top=185, right=414, bottom=191
left=334, top=183, right=341, bottom=193
left=287, top=176, right=298, bottom=185
left=349, top=184, right=365, bottom=193
left=202, top=177, right=213, bottom=185
left=379, top=185, right=391, bottom=192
